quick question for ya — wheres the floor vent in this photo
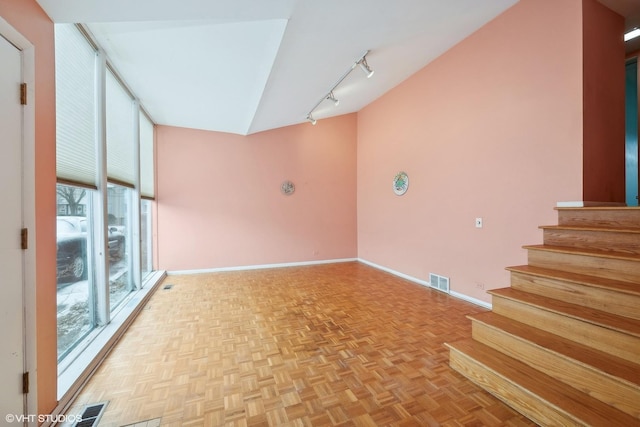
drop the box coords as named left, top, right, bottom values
left=429, top=273, right=450, bottom=293
left=74, top=402, right=108, bottom=427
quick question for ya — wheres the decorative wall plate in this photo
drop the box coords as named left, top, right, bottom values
left=281, top=180, right=295, bottom=195
left=393, top=171, right=409, bottom=196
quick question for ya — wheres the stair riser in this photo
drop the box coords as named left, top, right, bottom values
left=491, top=296, right=640, bottom=364
left=527, top=249, right=640, bottom=284
left=543, top=229, right=640, bottom=256
left=558, top=209, right=640, bottom=229
left=510, top=271, right=640, bottom=321
left=448, top=347, right=584, bottom=426
left=471, top=321, right=640, bottom=418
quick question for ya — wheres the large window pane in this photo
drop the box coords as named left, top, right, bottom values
left=56, top=184, right=95, bottom=360
left=108, top=184, right=133, bottom=310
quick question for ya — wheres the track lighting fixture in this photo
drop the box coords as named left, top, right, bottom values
left=306, top=50, right=374, bottom=125
left=327, top=92, right=340, bottom=106
left=307, top=113, right=317, bottom=125
left=358, top=57, right=374, bottom=78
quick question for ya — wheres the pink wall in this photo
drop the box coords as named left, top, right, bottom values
left=0, top=0, right=58, bottom=414
left=582, top=0, right=625, bottom=203
left=156, top=115, right=358, bottom=271
left=357, top=0, right=584, bottom=303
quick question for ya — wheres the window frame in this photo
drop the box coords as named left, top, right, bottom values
left=55, top=23, right=155, bottom=366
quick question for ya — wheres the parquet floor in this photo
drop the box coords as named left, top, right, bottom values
left=65, top=262, right=537, bottom=426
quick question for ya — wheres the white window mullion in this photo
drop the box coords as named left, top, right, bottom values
left=94, top=49, right=110, bottom=325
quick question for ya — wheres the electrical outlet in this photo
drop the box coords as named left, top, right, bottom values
left=475, top=217, right=483, bottom=228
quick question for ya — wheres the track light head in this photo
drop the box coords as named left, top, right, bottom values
left=307, top=114, right=317, bottom=125
left=327, top=92, right=340, bottom=106
left=358, top=57, right=374, bottom=78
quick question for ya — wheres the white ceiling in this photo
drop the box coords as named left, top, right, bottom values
left=34, top=0, right=638, bottom=135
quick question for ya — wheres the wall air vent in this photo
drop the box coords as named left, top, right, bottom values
left=429, top=273, right=450, bottom=293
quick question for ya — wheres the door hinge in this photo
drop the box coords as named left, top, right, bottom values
left=21, top=228, right=28, bottom=250
left=20, top=83, right=27, bottom=105
left=23, top=371, right=29, bottom=394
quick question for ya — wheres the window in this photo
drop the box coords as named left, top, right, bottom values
left=55, top=24, right=156, bottom=368
left=105, top=70, right=137, bottom=310
left=56, top=184, right=95, bottom=360
left=139, top=111, right=155, bottom=281
left=55, top=23, right=98, bottom=361
left=141, top=199, right=153, bottom=279
left=107, top=184, right=133, bottom=311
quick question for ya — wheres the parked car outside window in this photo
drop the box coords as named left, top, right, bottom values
left=56, top=216, right=125, bottom=281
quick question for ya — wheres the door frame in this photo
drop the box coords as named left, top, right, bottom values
left=0, top=16, right=38, bottom=422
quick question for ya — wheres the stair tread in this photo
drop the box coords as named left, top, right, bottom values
left=447, top=339, right=639, bottom=426
left=540, top=224, right=640, bottom=233
left=488, top=287, right=640, bottom=337
left=524, top=244, right=640, bottom=261
left=469, top=311, right=640, bottom=386
left=506, top=265, right=640, bottom=297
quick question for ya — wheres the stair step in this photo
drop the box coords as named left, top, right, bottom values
left=540, top=225, right=640, bottom=256
left=469, top=311, right=640, bottom=418
left=557, top=206, right=640, bottom=229
left=507, top=265, right=640, bottom=320
left=447, top=339, right=639, bottom=426
left=525, top=244, right=640, bottom=283
left=488, top=287, right=640, bottom=364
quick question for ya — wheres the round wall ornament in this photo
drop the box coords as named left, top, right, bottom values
left=281, top=180, right=295, bottom=195
left=393, top=171, right=409, bottom=196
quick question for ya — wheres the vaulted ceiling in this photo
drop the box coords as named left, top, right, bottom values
left=35, top=0, right=640, bottom=136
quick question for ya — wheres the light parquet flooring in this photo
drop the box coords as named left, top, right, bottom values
left=65, top=262, right=537, bottom=427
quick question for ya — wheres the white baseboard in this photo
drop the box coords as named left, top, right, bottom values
left=168, top=258, right=358, bottom=276
left=449, top=290, right=492, bottom=309
left=358, top=258, right=492, bottom=309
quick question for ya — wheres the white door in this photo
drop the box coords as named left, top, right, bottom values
left=0, top=33, right=26, bottom=418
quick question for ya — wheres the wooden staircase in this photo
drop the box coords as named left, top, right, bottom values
left=446, top=207, right=640, bottom=426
